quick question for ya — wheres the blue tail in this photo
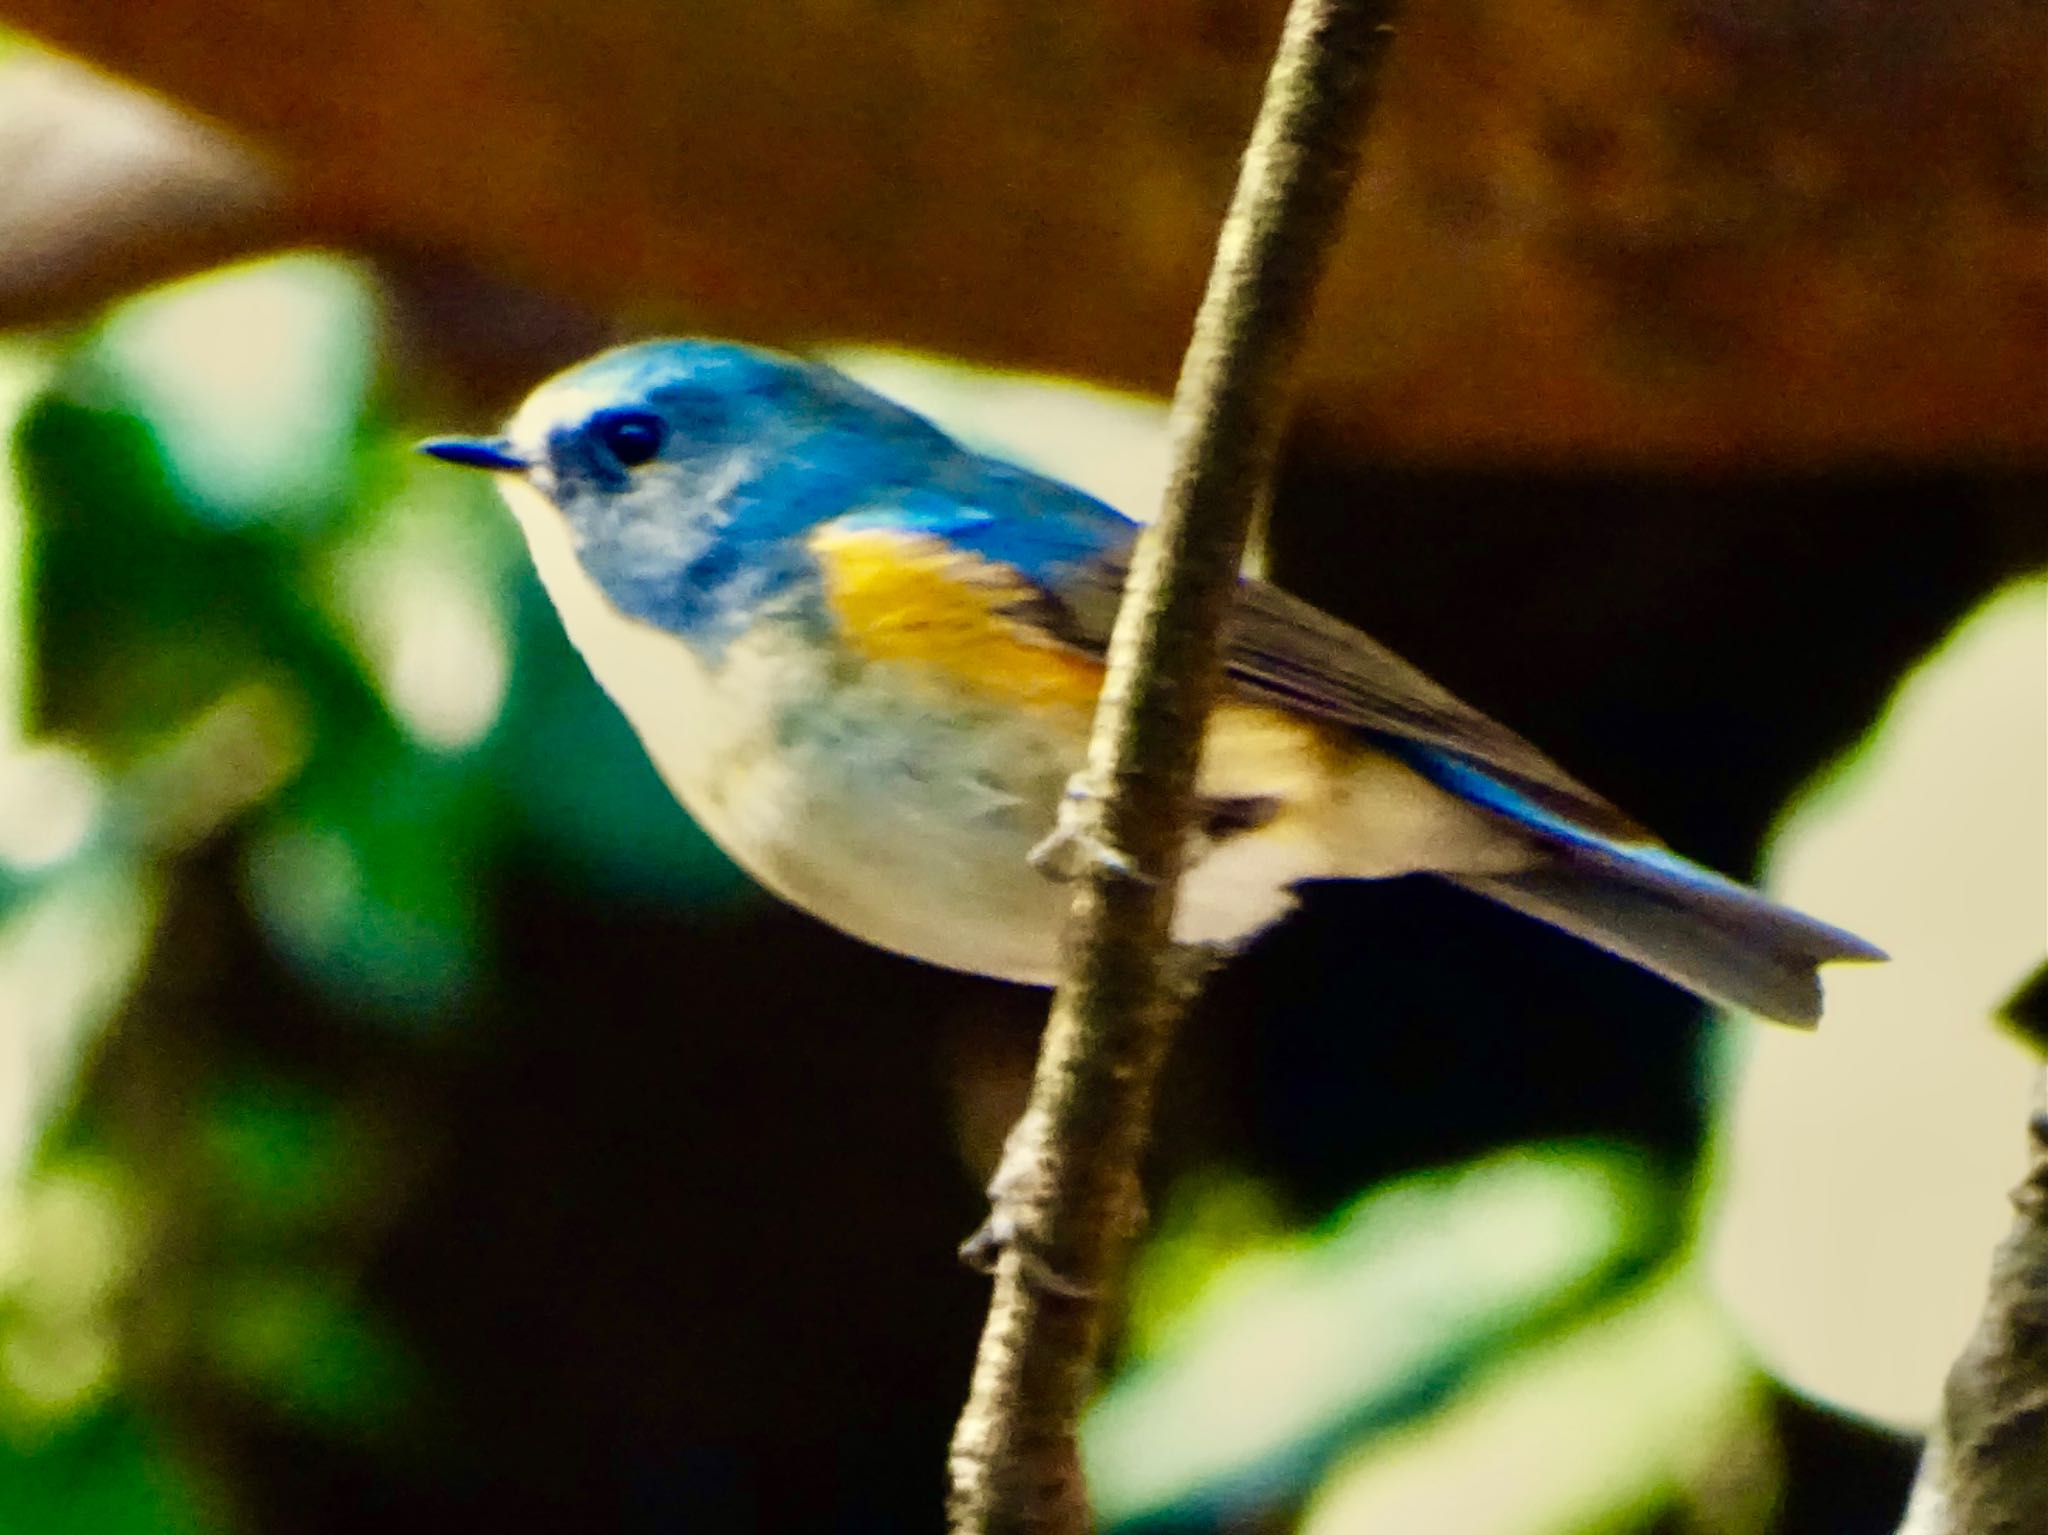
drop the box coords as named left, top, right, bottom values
left=1404, top=749, right=1885, bottom=1027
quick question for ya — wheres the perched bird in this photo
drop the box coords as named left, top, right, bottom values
left=421, top=340, right=1882, bottom=1025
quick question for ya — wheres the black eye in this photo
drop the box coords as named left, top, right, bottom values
left=592, top=410, right=665, bottom=467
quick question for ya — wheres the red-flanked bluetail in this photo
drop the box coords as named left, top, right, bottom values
left=422, top=342, right=1884, bottom=1026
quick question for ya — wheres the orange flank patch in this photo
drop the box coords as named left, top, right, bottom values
left=810, top=522, right=1363, bottom=805
left=809, top=524, right=1106, bottom=714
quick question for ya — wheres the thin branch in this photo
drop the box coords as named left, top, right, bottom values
left=944, top=3, right=1397, bottom=1532
left=1897, top=1063, right=2048, bottom=1535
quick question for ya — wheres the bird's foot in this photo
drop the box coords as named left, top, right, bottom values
left=1028, top=775, right=1156, bottom=885
left=958, top=1115, right=1143, bottom=1299
left=958, top=1210, right=1093, bottom=1299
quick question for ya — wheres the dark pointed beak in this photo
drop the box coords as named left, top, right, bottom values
left=417, top=435, right=529, bottom=473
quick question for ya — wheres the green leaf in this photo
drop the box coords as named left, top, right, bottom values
left=19, top=395, right=386, bottom=774
left=1086, top=1144, right=1670, bottom=1528
left=0, top=1406, right=206, bottom=1535
left=0, top=745, right=109, bottom=921
left=198, top=1073, right=361, bottom=1233
left=245, top=734, right=493, bottom=1024
left=90, top=256, right=376, bottom=534
left=0, top=868, right=157, bottom=1189
left=1299, top=1274, right=1764, bottom=1535
left=202, top=1270, right=418, bottom=1441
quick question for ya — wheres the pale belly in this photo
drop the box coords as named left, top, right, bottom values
left=685, top=655, right=1084, bottom=984
left=582, top=616, right=1363, bottom=985
left=578, top=610, right=1091, bottom=981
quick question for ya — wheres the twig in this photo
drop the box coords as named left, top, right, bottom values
left=944, top=3, right=1397, bottom=1531
left=1896, top=1063, right=2048, bottom=1535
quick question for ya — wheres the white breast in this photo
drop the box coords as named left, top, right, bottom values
left=501, top=479, right=812, bottom=868
left=498, top=479, right=1079, bottom=980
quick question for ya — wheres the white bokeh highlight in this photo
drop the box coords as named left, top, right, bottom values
left=1709, top=578, right=2048, bottom=1427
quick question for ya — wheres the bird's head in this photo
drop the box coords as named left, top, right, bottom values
left=420, top=338, right=957, bottom=635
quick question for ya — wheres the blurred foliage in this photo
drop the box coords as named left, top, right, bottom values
left=0, top=1405, right=207, bottom=1534
left=0, top=256, right=763, bottom=1528
left=1091, top=1144, right=1670, bottom=1525
left=19, top=255, right=752, bottom=1015
left=1297, top=1272, right=1767, bottom=1535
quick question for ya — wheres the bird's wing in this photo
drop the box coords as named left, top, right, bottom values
left=1031, top=532, right=1654, bottom=844
left=815, top=469, right=1651, bottom=844
left=1221, top=578, right=1651, bottom=840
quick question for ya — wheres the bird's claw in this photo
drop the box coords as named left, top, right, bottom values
left=1027, top=777, right=1156, bottom=885
left=957, top=1211, right=1094, bottom=1299
left=958, top=1121, right=1099, bottom=1299
left=1027, top=826, right=1145, bottom=884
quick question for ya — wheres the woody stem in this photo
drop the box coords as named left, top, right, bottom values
left=943, top=2, right=1398, bottom=1531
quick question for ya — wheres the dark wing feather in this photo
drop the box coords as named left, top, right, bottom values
left=1044, top=551, right=1652, bottom=844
